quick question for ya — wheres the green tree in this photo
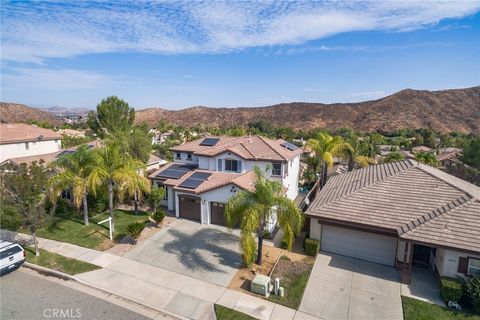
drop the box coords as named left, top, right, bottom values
left=88, top=96, right=135, bottom=137
left=307, top=133, right=352, bottom=187
left=1, top=162, right=51, bottom=256
left=461, top=138, right=480, bottom=169
left=414, top=152, right=438, bottom=167
left=48, top=145, right=96, bottom=225
left=384, top=151, right=405, bottom=163
left=146, top=187, right=166, bottom=213
left=88, top=141, right=149, bottom=229
left=225, top=167, right=303, bottom=266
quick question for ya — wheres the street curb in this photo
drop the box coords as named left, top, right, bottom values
left=22, top=263, right=185, bottom=320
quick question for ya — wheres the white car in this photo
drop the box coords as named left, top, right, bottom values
left=0, top=241, right=25, bottom=275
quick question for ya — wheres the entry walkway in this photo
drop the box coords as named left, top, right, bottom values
left=1, top=229, right=319, bottom=320
left=401, top=267, right=445, bottom=306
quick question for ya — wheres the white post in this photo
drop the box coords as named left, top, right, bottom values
left=98, top=217, right=113, bottom=240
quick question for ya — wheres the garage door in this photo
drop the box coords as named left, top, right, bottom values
left=321, top=225, right=397, bottom=266
left=179, top=196, right=201, bottom=222
left=210, top=202, right=226, bottom=226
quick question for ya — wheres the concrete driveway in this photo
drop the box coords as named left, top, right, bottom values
left=299, top=252, right=403, bottom=320
left=126, top=219, right=242, bottom=287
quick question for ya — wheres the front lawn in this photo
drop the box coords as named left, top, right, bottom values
left=25, top=247, right=100, bottom=275
left=402, top=296, right=480, bottom=320
left=214, top=305, right=256, bottom=320
left=32, top=208, right=150, bottom=250
left=267, top=255, right=315, bottom=309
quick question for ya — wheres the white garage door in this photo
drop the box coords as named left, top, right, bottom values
left=321, top=225, right=397, bottom=266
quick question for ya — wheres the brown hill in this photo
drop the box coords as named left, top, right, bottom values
left=136, top=86, right=480, bottom=133
left=0, top=102, right=61, bottom=126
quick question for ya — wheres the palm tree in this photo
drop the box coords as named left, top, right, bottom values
left=122, top=161, right=151, bottom=214
left=344, top=144, right=376, bottom=171
left=384, top=151, right=405, bottom=163
left=225, top=167, right=303, bottom=266
left=48, top=145, right=96, bottom=225
left=415, top=152, right=438, bottom=167
left=88, top=140, right=149, bottom=230
left=307, top=133, right=352, bottom=187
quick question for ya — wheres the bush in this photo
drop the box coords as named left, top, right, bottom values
left=461, top=275, right=480, bottom=313
left=281, top=238, right=289, bottom=249
left=305, top=238, right=320, bottom=256
left=151, top=209, right=165, bottom=227
left=0, top=206, right=23, bottom=231
left=440, top=277, right=462, bottom=302
left=126, top=222, right=145, bottom=240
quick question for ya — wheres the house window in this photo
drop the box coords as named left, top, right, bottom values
left=272, top=163, right=282, bottom=176
left=225, top=159, right=239, bottom=172
left=187, top=153, right=192, bottom=161
left=468, top=258, right=480, bottom=276
left=175, top=152, right=181, bottom=159
left=25, top=142, right=29, bottom=150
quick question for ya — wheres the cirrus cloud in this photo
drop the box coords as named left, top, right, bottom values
left=1, top=1, right=479, bottom=63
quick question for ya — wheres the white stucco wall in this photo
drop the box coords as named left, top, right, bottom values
left=283, top=155, right=300, bottom=200
left=435, top=249, right=480, bottom=278
left=173, top=152, right=198, bottom=165
left=309, top=218, right=322, bottom=241
left=0, top=139, right=61, bottom=162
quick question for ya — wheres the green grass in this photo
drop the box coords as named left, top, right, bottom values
left=402, top=296, right=480, bottom=320
left=214, top=305, right=256, bottom=320
left=268, top=270, right=311, bottom=309
left=25, top=247, right=100, bottom=275
left=30, top=208, right=149, bottom=250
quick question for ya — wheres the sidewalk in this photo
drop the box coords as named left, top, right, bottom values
left=1, top=229, right=318, bottom=320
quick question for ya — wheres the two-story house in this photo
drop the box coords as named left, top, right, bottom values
left=149, top=135, right=303, bottom=229
left=0, top=123, right=62, bottom=163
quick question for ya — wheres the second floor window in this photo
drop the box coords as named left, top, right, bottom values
left=187, top=153, right=192, bottom=161
left=225, top=159, right=239, bottom=172
left=25, top=142, right=29, bottom=150
left=176, top=152, right=181, bottom=159
left=272, top=162, right=282, bottom=176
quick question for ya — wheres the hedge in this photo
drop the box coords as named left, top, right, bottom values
left=440, top=277, right=462, bottom=302
left=305, top=238, right=320, bottom=256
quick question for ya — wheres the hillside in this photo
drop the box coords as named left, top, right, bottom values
left=135, top=86, right=480, bottom=133
left=0, top=102, right=61, bottom=126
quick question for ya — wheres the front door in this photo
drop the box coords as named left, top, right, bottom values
left=412, top=244, right=431, bottom=268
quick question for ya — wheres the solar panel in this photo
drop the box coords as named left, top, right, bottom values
left=281, top=142, right=299, bottom=151
left=178, top=178, right=204, bottom=189
left=190, top=172, right=212, bottom=180
left=199, top=138, right=220, bottom=146
left=56, top=150, right=76, bottom=158
left=155, top=164, right=197, bottom=179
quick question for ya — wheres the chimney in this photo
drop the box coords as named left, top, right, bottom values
left=249, top=133, right=252, bottom=143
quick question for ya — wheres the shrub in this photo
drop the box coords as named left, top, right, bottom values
left=440, top=277, right=462, bottom=302
left=281, top=238, right=289, bottom=249
left=305, top=238, right=320, bottom=256
left=461, top=275, right=480, bottom=313
left=151, top=209, right=165, bottom=227
left=0, top=206, right=23, bottom=231
left=126, top=222, right=145, bottom=240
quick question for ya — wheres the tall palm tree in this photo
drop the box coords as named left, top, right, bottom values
left=48, top=145, right=96, bottom=225
left=307, top=133, right=353, bottom=187
left=415, top=152, right=438, bottom=167
left=88, top=141, right=149, bottom=230
left=225, top=167, right=303, bottom=266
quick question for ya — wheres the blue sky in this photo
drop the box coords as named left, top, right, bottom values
left=1, top=1, right=479, bottom=110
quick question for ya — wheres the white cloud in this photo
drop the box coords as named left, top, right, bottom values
left=351, top=90, right=388, bottom=100
left=1, top=1, right=479, bottom=63
left=2, top=67, right=115, bottom=90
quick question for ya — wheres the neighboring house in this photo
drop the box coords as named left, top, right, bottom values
left=146, top=154, right=168, bottom=173
left=326, top=164, right=348, bottom=177
left=377, top=144, right=399, bottom=156
left=412, top=145, right=434, bottom=154
left=150, top=129, right=174, bottom=145
left=437, top=152, right=462, bottom=169
left=149, top=135, right=303, bottom=229
left=0, top=123, right=62, bottom=163
left=306, top=159, right=480, bottom=284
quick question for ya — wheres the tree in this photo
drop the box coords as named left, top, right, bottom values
left=307, top=133, right=352, bottom=187
left=2, top=162, right=51, bottom=256
left=48, top=145, right=96, bottom=225
left=225, top=167, right=303, bottom=266
left=146, top=187, right=166, bottom=213
left=383, top=151, right=405, bottom=163
left=414, top=152, right=438, bottom=167
left=88, top=96, right=135, bottom=137
left=461, top=138, right=480, bottom=170
left=88, top=140, right=149, bottom=229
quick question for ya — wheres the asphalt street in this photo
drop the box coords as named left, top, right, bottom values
left=0, top=268, right=156, bottom=320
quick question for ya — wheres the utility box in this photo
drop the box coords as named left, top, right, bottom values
left=250, top=274, right=272, bottom=297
